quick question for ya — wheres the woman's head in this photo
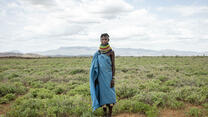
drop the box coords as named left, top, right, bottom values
left=100, top=33, right=109, bottom=45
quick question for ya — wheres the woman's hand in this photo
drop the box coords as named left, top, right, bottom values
left=110, top=79, right=115, bottom=88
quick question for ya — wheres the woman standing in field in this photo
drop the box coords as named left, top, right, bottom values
left=90, top=33, right=116, bottom=117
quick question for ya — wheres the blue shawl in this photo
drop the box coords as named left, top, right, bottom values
left=89, top=50, right=116, bottom=112
left=89, top=50, right=100, bottom=111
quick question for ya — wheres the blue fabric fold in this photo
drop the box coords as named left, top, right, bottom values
left=89, top=50, right=101, bottom=112
left=89, top=50, right=116, bottom=112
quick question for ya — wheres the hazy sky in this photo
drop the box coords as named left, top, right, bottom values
left=0, top=0, right=208, bottom=53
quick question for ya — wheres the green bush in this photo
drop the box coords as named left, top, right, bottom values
left=159, top=85, right=172, bottom=92
left=170, top=86, right=207, bottom=105
left=203, top=103, right=208, bottom=109
left=0, top=97, right=9, bottom=104
left=113, top=99, right=158, bottom=117
left=164, top=78, right=182, bottom=87
left=7, top=73, right=19, bottom=79
left=81, top=111, right=96, bottom=117
left=0, top=83, right=15, bottom=97
left=166, top=98, right=185, bottom=109
left=67, top=83, right=90, bottom=96
left=89, top=106, right=103, bottom=116
left=29, top=88, right=55, bottom=99
left=6, top=94, right=91, bottom=117
left=16, top=86, right=28, bottom=95
left=30, top=81, right=44, bottom=88
left=46, top=94, right=90, bottom=117
left=6, top=98, right=45, bottom=117
left=157, top=76, right=169, bottom=82
left=146, top=73, right=154, bottom=79
left=0, top=82, right=27, bottom=97
left=133, top=91, right=167, bottom=107
left=138, top=79, right=161, bottom=92
left=186, top=107, right=203, bottom=117
left=4, top=93, right=16, bottom=101
left=70, top=69, right=87, bottom=75
left=193, top=71, right=208, bottom=76
left=0, top=72, right=6, bottom=81
left=116, top=84, right=137, bottom=99
left=43, top=81, right=56, bottom=90
left=54, top=87, right=65, bottom=94
left=67, top=80, right=82, bottom=87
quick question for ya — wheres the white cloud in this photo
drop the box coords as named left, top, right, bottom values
left=157, top=5, right=208, bottom=16
left=0, top=0, right=207, bottom=53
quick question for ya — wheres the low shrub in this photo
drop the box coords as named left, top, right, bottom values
left=186, top=107, right=203, bottom=117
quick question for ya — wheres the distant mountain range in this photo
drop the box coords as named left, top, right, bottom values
left=0, top=46, right=207, bottom=57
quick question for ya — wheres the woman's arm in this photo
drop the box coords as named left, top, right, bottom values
left=110, top=51, right=115, bottom=88
left=111, top=51, right=115, bottom=77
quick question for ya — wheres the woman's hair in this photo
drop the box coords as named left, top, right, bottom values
left=100, top=33, right=110, bottom=38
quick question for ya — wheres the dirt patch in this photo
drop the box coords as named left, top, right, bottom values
left=114, top=113, right=146, bottom=117
left=113, top=103, right=205, bottom=117
left=0, top=102, right=12, bottom=116
left=159, top=103, right=204, bottom=117
left=159, top=108, right=186, bottom=117
left=0, top=94, right=27, bottom=116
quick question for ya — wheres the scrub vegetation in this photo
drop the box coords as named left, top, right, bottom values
left=0, top=56, right=208, bottom=117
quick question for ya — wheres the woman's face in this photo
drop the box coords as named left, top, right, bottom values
left=100, top=36, right=109, bottom=45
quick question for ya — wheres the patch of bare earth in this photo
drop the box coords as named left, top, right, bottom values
left=159, top=108, right=186, bottom=117
left=0, top=93, right=28, bottom=116
left=113, top=103, right=205, bottom=117
left=0, top=103, right=11, bottom=115
left=159, top=103, right=204, bottom=117
left=114, top=113, right=146, bottom=117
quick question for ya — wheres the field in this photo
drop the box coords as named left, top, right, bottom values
left=0, top=56, right=208, bottom=117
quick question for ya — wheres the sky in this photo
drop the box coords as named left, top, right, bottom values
left=0, top=0, right=208, bottom=53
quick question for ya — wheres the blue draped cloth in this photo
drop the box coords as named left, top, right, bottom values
left=89, top=50, right=116, bottom=112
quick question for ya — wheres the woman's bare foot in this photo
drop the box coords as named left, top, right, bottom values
left=108, top=104, right=113, bottom=117
left=102, top=104, right=107, bottom=117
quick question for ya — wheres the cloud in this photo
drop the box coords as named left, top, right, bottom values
left=86, top=0, right=133, bottom=19
left=20, top=0, right=57, bottom=7
left=157, top=5, right=208, bottom=17
left=0, top=0, right=207, bottom=52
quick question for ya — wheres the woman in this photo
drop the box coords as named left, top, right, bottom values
left=89, top=33, right=116, bottom=117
